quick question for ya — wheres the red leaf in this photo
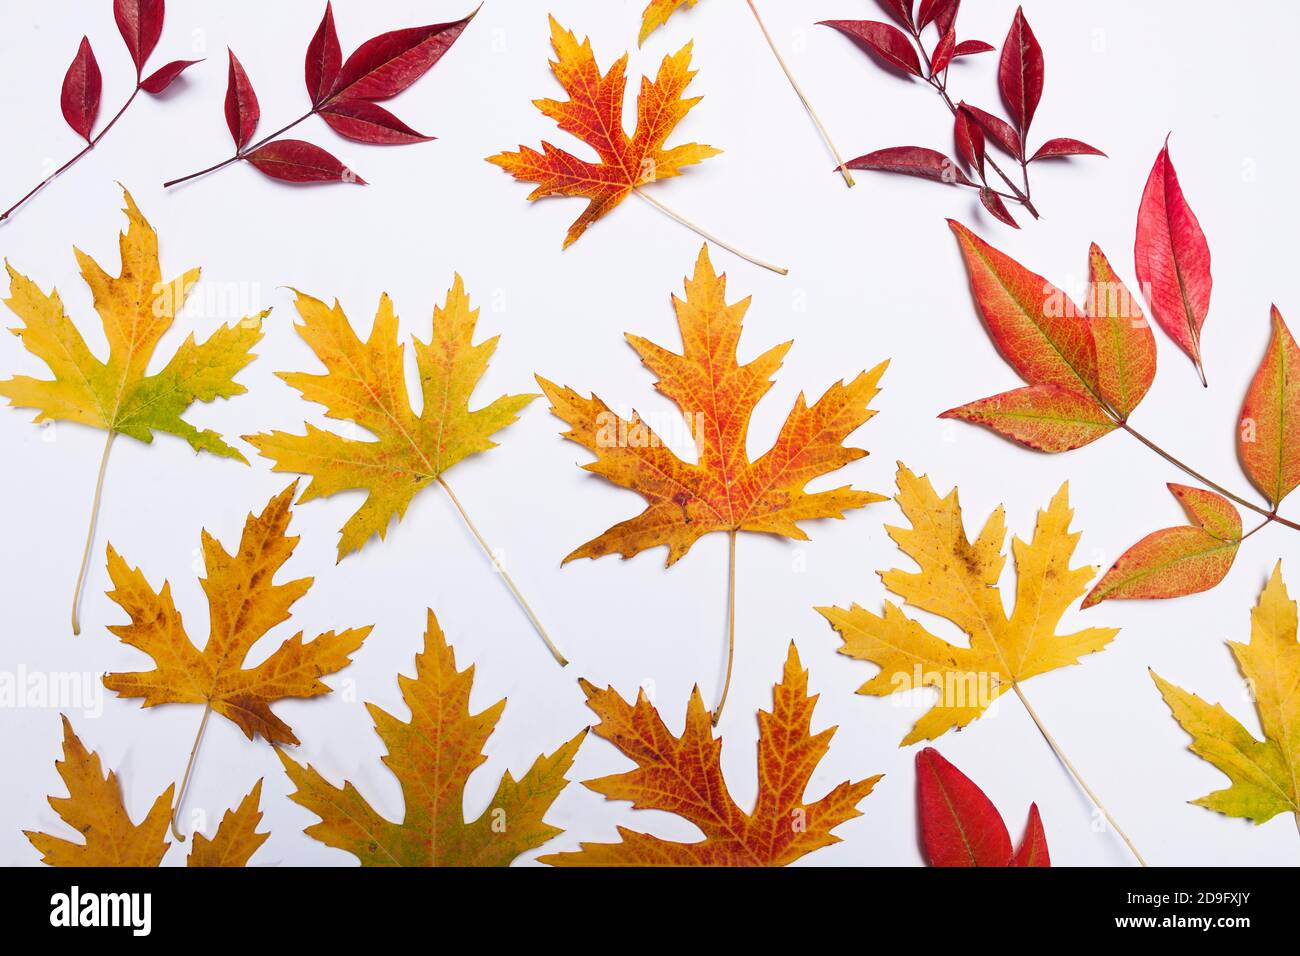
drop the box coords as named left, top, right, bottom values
left=1134, top=138, right=1212, bottom=382
left=1030, top=137, right=1105, bottom=161
left=140, top=58, right=201, bottom=95
left=61, top=37, right=102, bottom=142
left=224, top=50, right=260, bottom=150
left=959, top=102, right=1021, bottom=159
left=845, top=146, right=972, bottom=185
left=1087, top=244, right=1155, bottom=419
left=330, top=12, right=476, bottom=102
left=953, top=39, right=995, bottom=57
left=1170, top=484, right=1242, bottom=542
left=1082, top=526, right=1238, bottom=607
left=114, top=0, right=164, bottom=75
left=979, top=187, right=1018, bottom=228
left=1238, top=307, right=1300, bottom=509
left=917, top=0, right=958, bottom=33
left=320, top=100, right=432, bottom=145
left=953, top=107, right=984, bottom=173
left=931, top=27, right=957, bottom=75
left=244, top=140, right=365, bottom=184
left=916, top=749, right=1013, bottom=867
left=305, top=1, right=342, bottom=107
left=876, top=0, right=916, bottom=29
left=1011, top=805, right=1050, bottom=867
left=940, top=384, right=1115, bottom=452
left=819, top=21, right=923, bottom=78
left=998, top=6, right=1043, bottom=134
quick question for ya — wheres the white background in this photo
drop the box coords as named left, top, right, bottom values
left=0, top=0, right=1296, bottom=867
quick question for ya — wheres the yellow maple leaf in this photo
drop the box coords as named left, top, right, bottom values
left=102, top=483, right=371, bottom=745
left=640, top=0, right=698, bottom=45
left=244, top=276, right=536, bottom=561
left=1152, top=563, right=1300, bottom=829
left=25, top=716, right=267, bottom=867
left=278, top=610, right=586, bottom=866
left=541, top=643, right=880, bottom=866
left=818, top=463, right=1119, bottom=746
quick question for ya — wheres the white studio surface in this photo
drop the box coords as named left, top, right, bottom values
left=0, top=0, right=1296, bottom=867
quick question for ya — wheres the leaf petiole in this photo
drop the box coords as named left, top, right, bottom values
left=170, top=702, right=212, bottom=843
left=712, top=530, right=739, bottom=726
left=70, top=431, right=116, bottom=636
left=634, top=189, right=788, bottom=275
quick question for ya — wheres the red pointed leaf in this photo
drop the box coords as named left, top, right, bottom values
left=61, top=37, right=102, bottom=141
left=979, top=187, right=1018, bottom=228
left=1082, top=525, right=1238, bottom=608
left=244, top=140, right=365, bottom=184
left=917, top=749, right=1013, bottom=867
left=948, top=220, right=1099, bottom=394
left=1238, top=307, right=1300, bottom=509
left=941, top=384, right=1114, bottom=452
left=330, top=12, right=476, bottom=102
left=820, top=20, right=923, bottom=78
left=998, top=6, right=1043, bottom=134
left=1134, top=139, right=1212, bottom=380
left=1011, top=804, right=1051, bottom=867
left=931, top=27, right=957, bottom=75
left=140, top=58, right=201, bottom=94
left=1030, top=137, right=1105, bottom=161
left=918, top=0, right=958, bottom=32
left=320, top=100, right=432, bottom=145
left=114, top=0, right=164, bottom=75
left=1087, top=244, right=1155, bottom=419
left=305, top=2, right=342, bottom=106
left=845, top=146, right=972, bottom=185
left=953, top=108, right=984, bottom=173
left=959, top=102, right=1021, bottom=159
left=224, top=50, right=260, bottom=150
left=1169, top=485, right=1242, bottom=542
left=876, top=0, right=916, bottom=28
left=953, top=39, right=995, bottom=57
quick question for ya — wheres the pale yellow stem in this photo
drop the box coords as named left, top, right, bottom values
left=171, top=703, right=212, bottom=842
left=634, top=189, right=789, bottom=275
left=71, top=431, right=116, bottom=636
left=712, top=530, right=738, bottom=726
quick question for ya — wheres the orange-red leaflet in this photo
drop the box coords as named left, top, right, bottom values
left=541, top=643, right=879, bottom=866
left=538, top=245, right=886, bottom=719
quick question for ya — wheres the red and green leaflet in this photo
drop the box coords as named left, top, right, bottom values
left=917, top=749, right=1049, bottom=867
left=821, top=1, right=1101, bottom=228
left=3, top=0, right=201, bottom=222
left=945, top=146, right=1300, bottom=604
left=164, top=3, right=475, bottom=188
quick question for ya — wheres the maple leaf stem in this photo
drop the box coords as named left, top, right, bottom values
left=633, top=189, right=789, bottom=275
left=1012, top=682, right=1148, bottom=867
left=70, top=431, right=116, bottom=636
left=744, top=0, right=855, bottom=188
left=437, top=475, right=568, bottom=666
left=712, top=530, right=739, bottom=727
left=1, top=85, right=141, bottom=223
left=170, top=702, right=213, bottom=843
left=162, top=111, right=314, bottom=188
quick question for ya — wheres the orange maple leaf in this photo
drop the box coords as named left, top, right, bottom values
left=488, top=16, right=720, bottom=248
left=541, top=643, right=880, bottom=866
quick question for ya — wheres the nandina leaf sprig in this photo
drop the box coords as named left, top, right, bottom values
left=821, top=2, right=1104, bottom=228
left=538, top=246, right=887, bottom=721
left=489, top=17, right=787, bottom=274
left=818, top=464, right=1146, bottom=865
left=163, top=3, right=476, bottom=188
left=0, top=188, right=266, bottom=635
left=942, top=141, right=1298, bottom=606
left=1, top=0, right=201, bottom=223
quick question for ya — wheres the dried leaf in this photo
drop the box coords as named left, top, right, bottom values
left=942, top=383, right=1115, bottom=452
left=1086, top=243, right=1155, bottom=420
left=61, top=37, right=102, bottom=141
left=279, top=610, right=585, bottom=866
left=541, top=643, right=880, bottom=866
left=979, top=186, right=1017, bottom=228
left=639, top=0, right=699, bottom=45
left=1238, top=307, right=1300, bottom=509
left=820, top=20, right=923, bottom=78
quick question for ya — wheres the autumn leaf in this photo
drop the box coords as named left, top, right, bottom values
left=1238, top=306, right=1300, bottom=511
left=25, top=716, right=267, bottom=867
left=998, top=6, right=1043, bottom=138
left=488, top=17, right=721, bottom=249
left=1152, top=563, right=1300, bottom=831
left=640, top=0, right=698, bottom=45
left=278, top=610, right=586, bottom=866
left=1083, top=484, right=1241, bottom=608
left=916, top=748, right=1049, bottom=867
left=540, top=642, right=879, bottom=866
left=103, top=483, right=371, bottom=745
left=818, top=463, right=1118, bottom=745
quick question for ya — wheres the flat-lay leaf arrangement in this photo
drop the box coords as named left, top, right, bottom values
left=5, top=0, right=1298, bottom=867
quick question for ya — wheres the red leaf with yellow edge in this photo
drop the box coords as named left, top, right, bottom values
left=541, top=643, right=880, bottom=866
left=1082, top=484, right=1241, bottom=608
left=1135, top=138, right=1212, bottom=383
left=1086, top=243, right=1155, bottom=419
left=25, top=716, right=267, bottom=867
left=103, top=484, right=371, bottom=744
left=278, top=610, right=586, bottom=866
left=537, top=245, right=887, bottom=565
left=488, top=17, right=721, bottom=249
left=940, top=383, right=1115, bottom=452
left=1238, top=306, right=1300, bottom=509
left=820, top=20, right=923, bottom=78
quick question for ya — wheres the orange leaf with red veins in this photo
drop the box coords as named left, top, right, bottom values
left=940, top=383, right=1116, bottom=452
left=1082, top=483, right=1241, bottom=608
left=540, top=643, right=880, bottom=866
left=487, top=17, right=721, bottom=248
left=537, top=245, right=887, bottom=565
left=1087, top=243, right=1155, bottom=420
left=1238, top=306, right=1300, bottom=510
